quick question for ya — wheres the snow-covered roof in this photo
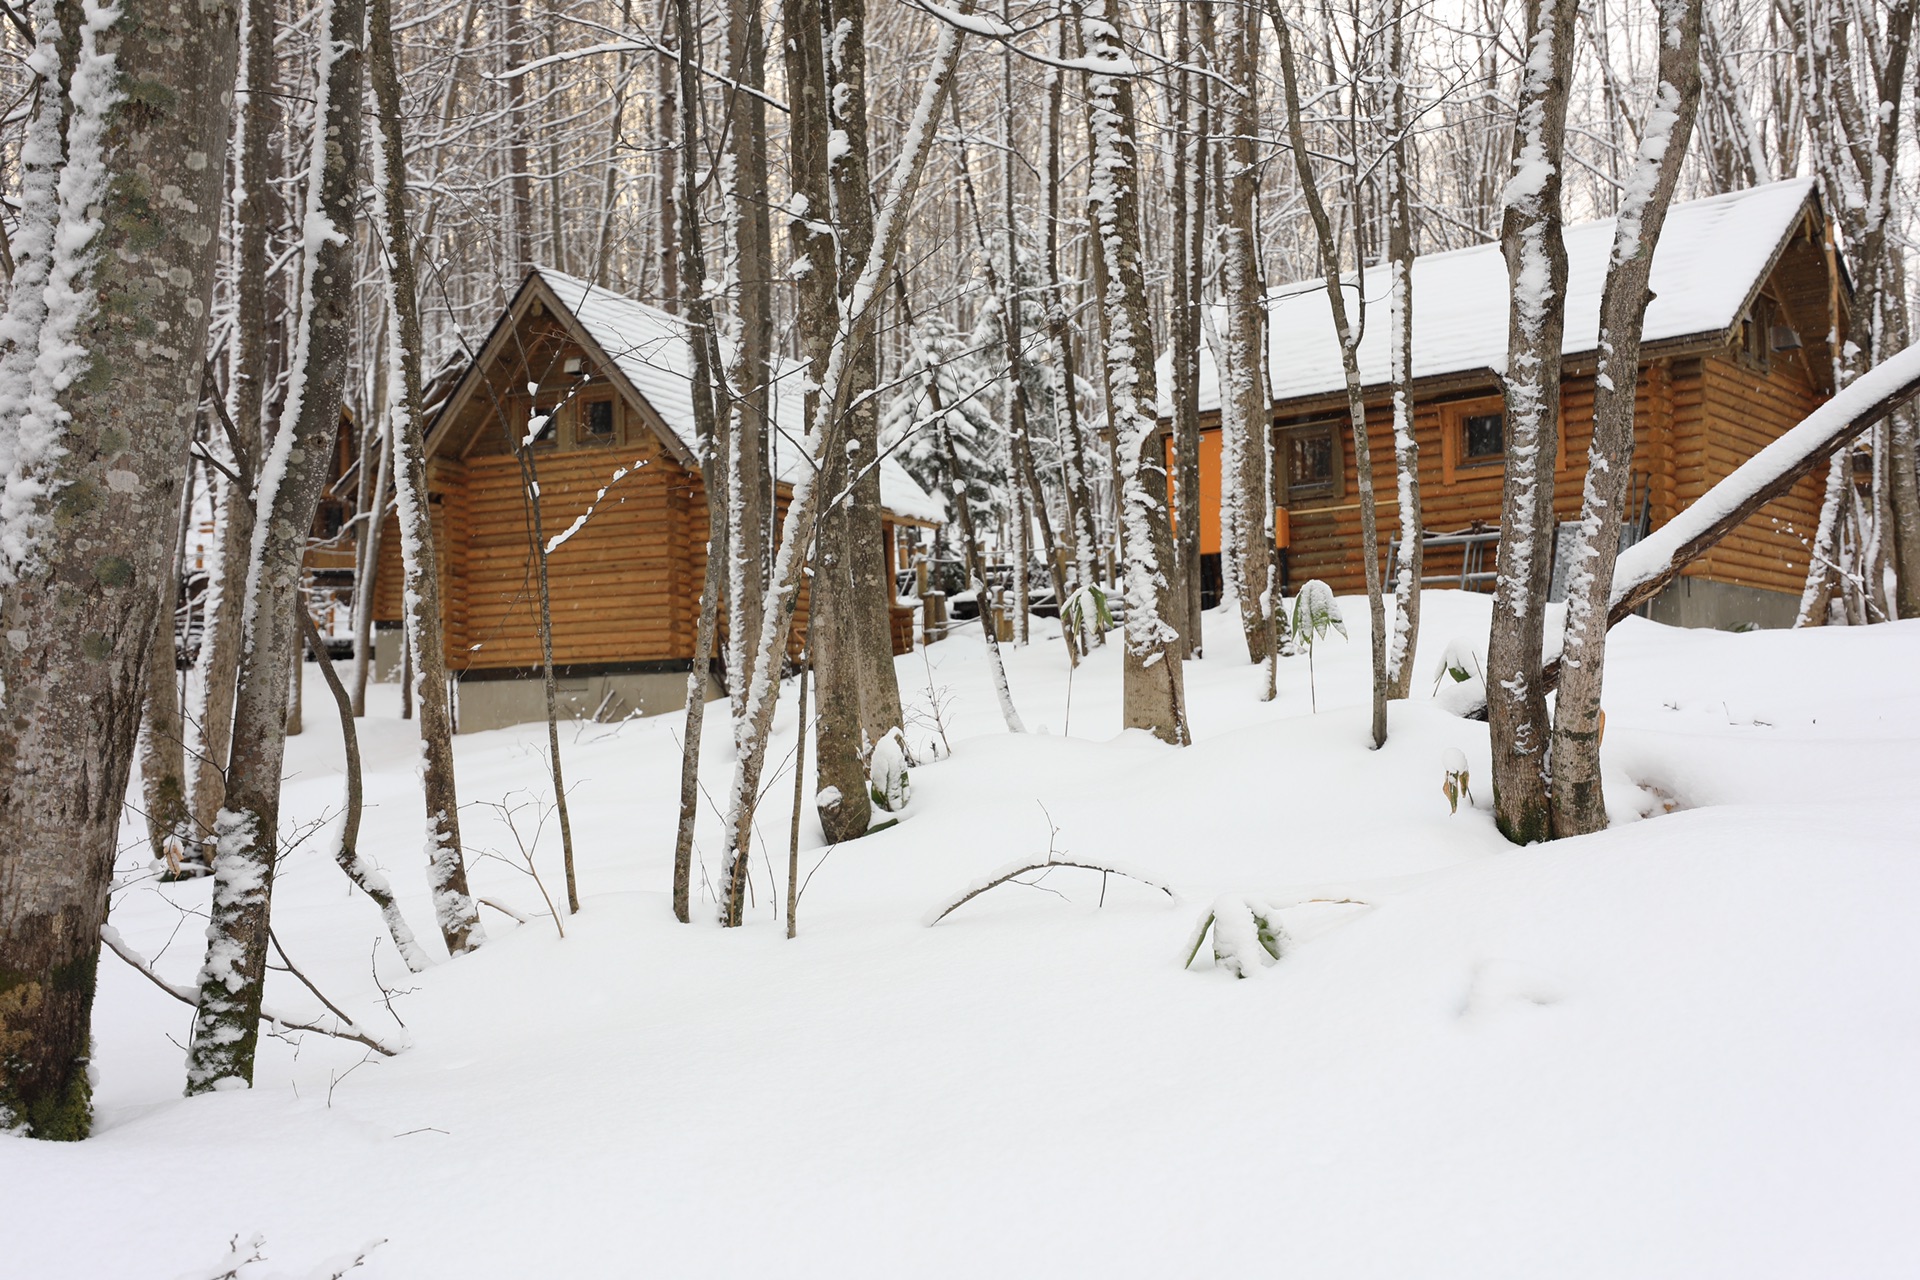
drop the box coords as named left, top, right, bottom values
left=1166, top=179, right=1822, bottom=415
left=530, top=268, right=944, bottom=524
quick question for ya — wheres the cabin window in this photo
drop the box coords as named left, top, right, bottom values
left=1463, top=411, right=1505, bottom=462
left=1282, top=424, right=1338, bottom=502
left=1739, top=296, right=1776, bottom=371
left=580, top=397, right=616, bottom=443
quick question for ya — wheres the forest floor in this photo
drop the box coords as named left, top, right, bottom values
left=6, top=590, right=1919, bottom=1278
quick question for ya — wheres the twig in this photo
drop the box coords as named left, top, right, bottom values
left=101, top=925, right=403, bottom=1056
left=925, top=859, right=1175, bottom=926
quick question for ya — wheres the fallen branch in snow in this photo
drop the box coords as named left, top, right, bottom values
left=477, top=896, right=531, bottom=925
left=1537, top=342, right=1920, bottom=694
left=101, top=925, right=405, bottom=1057
left=924, top=859, right=1175, bottom=926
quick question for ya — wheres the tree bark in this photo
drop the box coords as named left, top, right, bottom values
left=140, top=502, right=190, bottom=862
left=1081, top=0, right=1189, bottom=746
left=782, top=0, right=869, bottom=846
left=370, top=0, right=484, bottom=952
left=1218, top=0, right=1272, bottom=664
left=186, top=0, right=363, bottom=1094
left=1168, top=0, right=1205, bottom=657
left=1484, top=0, right=1579, bottom=844
left=1549, top=0, right=1703, bottom=838
left=1383, top=0, right=1422, bottom=700
left=1268, top=0, right=1390, bottom=747
left=670, top=0, right=742, bottom=921
left=0, top=0, right=240, bottom=1139
left=189, top=0, right=275, bottom=851
left=722, top=13, right=970, bottom=924
left=723, top=0, right=772, bottom=728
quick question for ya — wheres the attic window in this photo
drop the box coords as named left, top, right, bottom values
left=582, top=398, right=615, bottom=441
left=1740, top=297, right=1777, bottom=371
left=1463, top=411, right=1505, bottom=461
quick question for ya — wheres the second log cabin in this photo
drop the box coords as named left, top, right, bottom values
left=1166, top=178, right=1851, bottom=630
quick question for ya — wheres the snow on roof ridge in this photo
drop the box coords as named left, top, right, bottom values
left=522, top=265, right=944, bottom=524
left=1169, top=178, right=1821, bottom=415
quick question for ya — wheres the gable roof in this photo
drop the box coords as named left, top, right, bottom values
left=1167, top=178, right=1833, bottom=415
left=434, top=268, right=943, bottom=525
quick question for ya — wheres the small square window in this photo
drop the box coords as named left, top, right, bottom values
left=1463, top=411, right=1505, bottom=461
left=583, top=399, right=615, bottom=440
left=1284, top=426, right=1336, bottom=501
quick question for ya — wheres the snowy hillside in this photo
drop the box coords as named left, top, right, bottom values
left=6, top=591, right=1919, bottom=1278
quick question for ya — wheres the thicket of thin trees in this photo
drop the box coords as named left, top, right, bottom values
left=0, top=0, right=1915, bottom=1138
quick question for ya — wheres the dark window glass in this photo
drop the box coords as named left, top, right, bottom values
left=584, top=399, right=615, bottom=439
left=1287, top=428, right=1335, bottom=497
left=1464, top=412, right=1505, bottom=460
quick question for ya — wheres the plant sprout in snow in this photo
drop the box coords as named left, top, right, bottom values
left=1290, top=580, right=1347, bottom=712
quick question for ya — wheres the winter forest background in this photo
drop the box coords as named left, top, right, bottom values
left=1, top=0, right=1919, bottom=1271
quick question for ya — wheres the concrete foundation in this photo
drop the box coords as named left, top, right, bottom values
left=1647, top=576, right=1800, bottom=630
left=452, top=668, right=724, bottom=733
left=371, top=626, right=723, bottom=732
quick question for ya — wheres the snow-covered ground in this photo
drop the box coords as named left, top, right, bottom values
left=7, top=591, right=1919, bottom=1278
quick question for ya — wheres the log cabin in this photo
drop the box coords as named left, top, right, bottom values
left=1165, top=178, right=1850, bottom=630
left=368, top=268, right=942, bottom=732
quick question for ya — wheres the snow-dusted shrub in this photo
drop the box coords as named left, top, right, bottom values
left=1061, top=581, right=1114, bottom=649
left=1290, top=580, right=1347, bottom=711
left=1431, top=637, right=1488, bottom=718
left=869, top=728, right=911, bottom=813
left=1184, top=895, right=1289, bottom=978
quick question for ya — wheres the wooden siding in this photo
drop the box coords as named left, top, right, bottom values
left=372, top=443, right=815, bottom=673
left=1190, top=338, right=1825, bottom=602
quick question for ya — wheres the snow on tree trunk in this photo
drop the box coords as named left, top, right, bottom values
left=1549, top=0, right=1703, bottom=840
left=1167, top=0, right=1205, bottom=657
left=1081, top=0, right=1189, bottom=747
left=784, top=0, right=870, bottom=847
left=1044, top=9, right=1104, bottom=644
left=0, top=0, right=240, bottom=1138
left=721, top=15, right=971, bottom=924
left=188, top=0, right=276, bottom=854
left=1484, top=0, right=1578, bottom=844
left=369, top=0, right=483, bottom=953
left=723, top=0, right=773, bottom=733
left=1383, top=0, right=1422, bottom=701
left=1217, top=0, right=1272, bottom=666
left=1267, top=0, right=1389, bottom=747
left=186, top=0, right=365, bottom=1094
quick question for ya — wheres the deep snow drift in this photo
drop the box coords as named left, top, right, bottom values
left=6, top=591, right=1918, bottom=1278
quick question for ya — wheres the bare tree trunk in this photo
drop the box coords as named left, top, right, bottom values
left=185, top=0, right=362, bottom=1094
left=1383, top=0, right=1423, bottom=700
left=1044, top=7, right=1104, bottom=640
left=828, top=0, right=908, bottom=752
left=499, top=0, right=534, bottom=273
left=140, top=502, right=190, bottom=862
left=0, top=0, right=240, bottom=1138
left=1219, top=0, right=1272, bottom=664
left=1169, top=0, right=1205, bottom=656
left=723, top=0, right=772, bottom=728
left=783, top=0, right=869, bottom=846
left=671, top=0, right=739, bottom=917
left=370, top=0, right=484, bottom=952
left=1268, top=0, right=1389, bottom=747
left=298, top=607, right=430, bottom=971
left=515, top=442, right=579, bottom=915
left=190, top=0, right=276, bottom=851
left=1548, top=0, right=1703, bottom=838
left=1484, top=0, right=1579, bottom=844
left=1081, top=0, right=1189, bottom=746
left=722, top=16, right=971, bottom=924
left=348, top=383, right=391, bottom=717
